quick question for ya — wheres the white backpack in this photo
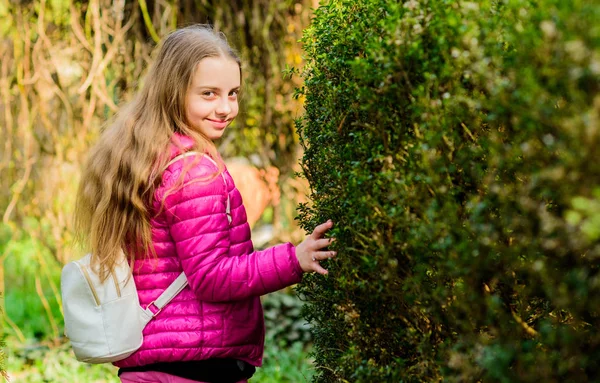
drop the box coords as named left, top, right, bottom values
left=61, top=151, right=230, bottom=363
left=61, top=255, right=187, bottom=363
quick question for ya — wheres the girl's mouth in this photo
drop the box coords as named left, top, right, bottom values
left=207, top=119, right=229, bottom=129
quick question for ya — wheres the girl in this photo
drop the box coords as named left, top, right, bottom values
left=74, top=25, right=335, bottom=383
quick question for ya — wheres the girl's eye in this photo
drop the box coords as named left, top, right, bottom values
left=229, top=90, right=239, bottom=97
left=202, top=91, right=216, bottom=97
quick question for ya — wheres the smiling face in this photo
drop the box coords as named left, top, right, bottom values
left=185, top=56, right=241, bottom=141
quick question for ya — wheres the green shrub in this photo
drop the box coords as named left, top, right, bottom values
left=296, top=0, right=599, bottom=382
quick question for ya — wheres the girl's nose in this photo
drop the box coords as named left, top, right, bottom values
left=216, top=98, right=232, bottom=116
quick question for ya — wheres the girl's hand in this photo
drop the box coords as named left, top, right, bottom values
left=296, top=220, right=337, bottom=275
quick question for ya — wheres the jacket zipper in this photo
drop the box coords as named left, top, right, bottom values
left=192, top=154, right=232, bottom=225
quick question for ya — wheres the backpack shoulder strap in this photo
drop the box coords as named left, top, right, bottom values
left=166, top=151, right=231, bottom=223
left=164, top=151, right=201, bottom=170
left=140, top=151, right=203, bottom=315
left=144, top=272, right=188, bottom=317
left=149, top=152, right=232, bottom=313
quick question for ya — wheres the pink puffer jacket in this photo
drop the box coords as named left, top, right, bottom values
left=115, top=135, right=303, bottom=368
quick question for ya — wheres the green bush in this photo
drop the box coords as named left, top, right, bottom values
left=296, top=0, right=599, bottom=382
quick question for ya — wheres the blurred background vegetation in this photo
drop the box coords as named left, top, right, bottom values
left=0, top=0, right=317, bottom=381
left=4, top=0, right=599, bottom=382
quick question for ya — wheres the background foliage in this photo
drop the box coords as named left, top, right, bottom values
left=0, top=301, right=5, bottom=380
left=297, top=0, right=599, bottom=382
left=1, top=0, right=315, bottom=381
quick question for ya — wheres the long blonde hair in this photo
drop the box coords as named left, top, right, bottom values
left=74, top=25, right=241, bottom=281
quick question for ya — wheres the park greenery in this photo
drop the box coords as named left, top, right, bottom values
left=297, top=0, right=599, bottom=382
left=1, top=0, right=599, bottom=382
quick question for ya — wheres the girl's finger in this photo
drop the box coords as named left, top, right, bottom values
left=314, top=237, right=334, bottom=250
left=313, top=251, right=337, bottom=261
left=310, top=220, right=333, bottom=239
left=313, top=263, right=329, bottom=275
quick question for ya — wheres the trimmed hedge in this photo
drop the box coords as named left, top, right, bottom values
left=296, top=0, right=599, bottom=382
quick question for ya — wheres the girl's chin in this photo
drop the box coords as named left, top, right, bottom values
left=190, top=126, right=226, bottom=140
left=206, top=130, right=226, bottom=141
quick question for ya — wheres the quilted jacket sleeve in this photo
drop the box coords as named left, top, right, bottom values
left=161, top=162, right=303, bottom=302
